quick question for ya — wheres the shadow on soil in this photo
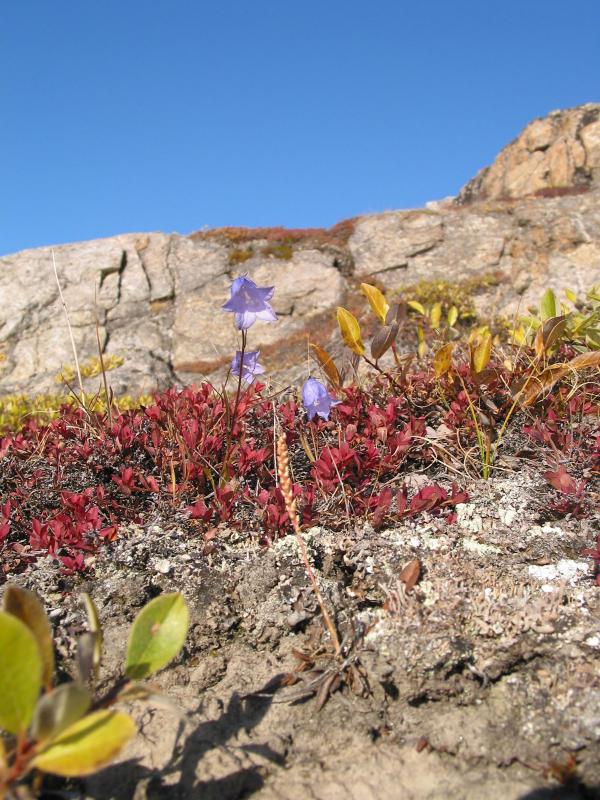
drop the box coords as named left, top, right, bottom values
left=520, top=781, right=600, bottom=800
left=84, top=675, right=287, bottom=800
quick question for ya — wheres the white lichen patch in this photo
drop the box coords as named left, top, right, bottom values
left=528, top=559, right=590, bottom=587
left=461, top=537, right=502, bottom=555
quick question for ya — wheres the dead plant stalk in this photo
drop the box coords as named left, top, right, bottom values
left=277, top=432, right=341, bottom=655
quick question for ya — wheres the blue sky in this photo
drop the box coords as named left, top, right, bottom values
left=2, top=0, right=599, bottom=256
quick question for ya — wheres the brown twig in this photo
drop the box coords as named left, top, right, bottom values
left=277, top=432, right=341, bottom=655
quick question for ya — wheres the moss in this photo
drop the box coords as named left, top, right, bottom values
left=262, top=241, right=294, bottom=260
left=397, top=271, right=505, bottom=325
left=228, top=247, right=254, bottom=266
left=55, top=355, right=124, bottom=385
left=0, top=390, right=151, bottom=434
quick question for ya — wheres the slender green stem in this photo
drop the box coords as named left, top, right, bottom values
left=456, top=371, right=489, bottom=479
left=220, top=329, right=247, bottom=484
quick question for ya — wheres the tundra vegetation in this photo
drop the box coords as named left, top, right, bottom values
left=0, top=273, right=598, bottom=796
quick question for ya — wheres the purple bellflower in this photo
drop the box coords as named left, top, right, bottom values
left=302, top=377, right=341, bottom=421
left=231, top=350, right=265, bottom=385
left=222, top=276, right=277, bottom=330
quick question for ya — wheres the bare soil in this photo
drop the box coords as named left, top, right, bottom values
left=8, top=468, right=600, bottom=800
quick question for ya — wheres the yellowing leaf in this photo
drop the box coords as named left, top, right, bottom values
left=80, top=593, right=103, bottom=683
left=416, top=327, right=427, bottom=359
left=472, top=332, right=492, bottom=373
left=336, top=307, right=365, bottom=356
left=407, top=300, right=426, bottom=315
left=360, top=283, right=389, bottom=324
left=3, top=585, right=54, bottom=690
left=518, top=351, right=600, bottom=406
left=540, top=288, right=557, bottom=321
left=125, top=593, right=189, bottom=680
left=0, top=734, right=7, bottom=773
left=510, top=325, right=527, bottom=346
left=564, top=288, right=577, bottom=304
left=0, top=611, right=42, bottom=734
left=31, top=683, right=91, bottom=742
left=310, top=344, right=341, bottom=389
left=468, top=325, right=489, bottom=345
left=447, top=306, right=458, bottom=327
left=430, top=302, right=442, bottom=328
left=535, top=315, right=568, bottom=357
left=433, top=343, right=454, bottom=377
left=31, top=710, right=136, bottom=777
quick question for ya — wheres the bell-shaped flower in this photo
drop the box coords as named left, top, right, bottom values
left=231, top=350, right=265, bottom=385
left=302, top=377, right=341, bottom=421
left=222, top=276, right=277, bottom=330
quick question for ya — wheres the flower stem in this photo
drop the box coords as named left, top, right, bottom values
left=221, top=329, right=247, bottom=484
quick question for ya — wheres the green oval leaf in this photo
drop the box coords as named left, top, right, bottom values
left=31, top=710, right=136, bottom=777
left=125, top=593, right=189, bottom=680
left=3, top=585, right=54, bottom=690
left=0, top=611, right=42, bottom=734
left=31, top=682, right=91, bottom=742
left=336, top=307, right=365, bottom=356
left=540, top=288, right=557, bottom=321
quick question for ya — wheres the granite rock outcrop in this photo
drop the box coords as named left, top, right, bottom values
left=1, top=103, right=599, bottom=398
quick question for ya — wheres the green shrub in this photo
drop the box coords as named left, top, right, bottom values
left=0, top=586, right=188, bottom=795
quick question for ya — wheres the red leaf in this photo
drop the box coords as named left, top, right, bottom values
left=544, top=467, right=578, bottom=495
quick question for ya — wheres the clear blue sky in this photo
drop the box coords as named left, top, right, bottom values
left=2, top=0, right=599, bottom=256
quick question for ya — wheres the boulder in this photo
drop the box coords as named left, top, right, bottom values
left=456, top=103, right=600, bottom=202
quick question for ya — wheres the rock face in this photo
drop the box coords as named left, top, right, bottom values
left=457, top=103, right=600, bottom=202
left=1, top=103, right=600, bottom=398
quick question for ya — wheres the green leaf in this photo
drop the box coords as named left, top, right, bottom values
left=125, top=593, right=189, bottom=680
left=336, top=307, right=365, bottom=357
left=3, top=585, right=54, bottom=690
left=31, top=710, right=136, bottom=777
left=0, top=611, right=42, bottom=734
left=564, top=288, right=577, bottom=304
left=360, top=283, right=389, bottom=324
left=540, top=288, right=557, bottom=321
left=407, top=300, right=426, bottom=315
left=31, top=683, right=91, bottom=742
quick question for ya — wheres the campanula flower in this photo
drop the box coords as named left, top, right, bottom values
left=302, top=377, right=341, bottom=421
left=231, top=350, right=265, bottom=385
left=222, top=276, right=277, bottom=330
